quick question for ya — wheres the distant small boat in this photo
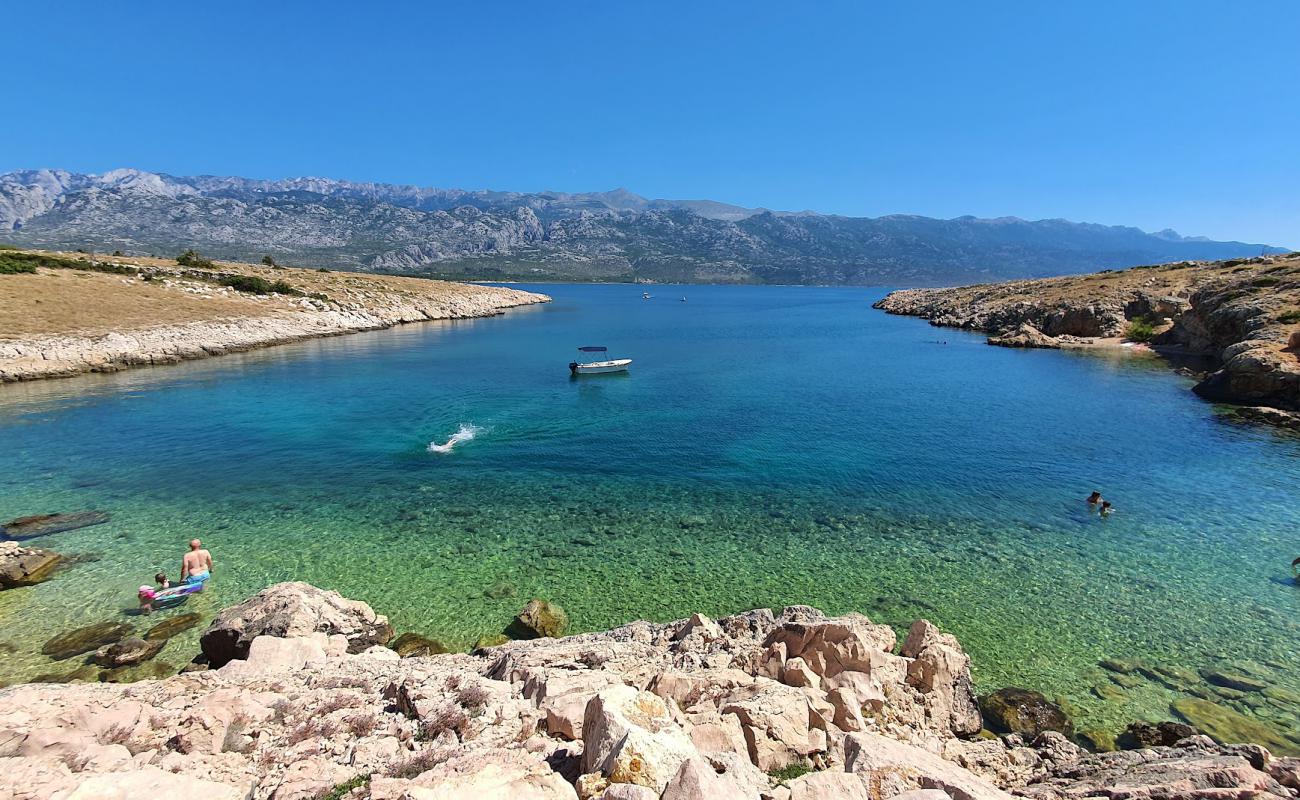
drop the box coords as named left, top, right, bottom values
left=680, top=296, right=687, bottom=302
left=642, top=292, right=652, bottom=299
left=570, top=346, right=631, bottom=375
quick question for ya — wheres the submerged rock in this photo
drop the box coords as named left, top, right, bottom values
left=979, top=688, right=1073, bottom=738
left=1202, top=669, right=1268, bottom=693
left=1091, top=683, right=1126, bottom=703
left=1116, top=721, right=1197, bottom=749
left=0, top=510, right=109, bottom=541
left=41, top=620, right=133, bottom=660
left=93, top=636, right=165, bottom=668
left=0, top=541, right=62, bottom=589
left=1076, top=728, right=1118, bottom=752
left=389, top=631, right=448, bottom=657
left=100, top=660, right=175, bottom=683
left=507, top=599, right=569, bottom=639
left=199, top=581, right=392, bottom=667
left=1171, top=697, right=1297, bottom=751
left=144, top=612, right=203, bottom=641
left=1098, top=657, right=1142, bottom=674
left=473, top=633, right=510, bottom=650
left=483, top=580, right=516, bottom=599
left=1141, top=663, right=1200, bottom=690
left=31, top=664, right=100, bottom=683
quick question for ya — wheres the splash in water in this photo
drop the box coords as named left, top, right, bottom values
left=428, top=423, right=484, bottom=454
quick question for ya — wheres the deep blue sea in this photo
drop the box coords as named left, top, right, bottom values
left=2, top=284, right=1297, bottom=746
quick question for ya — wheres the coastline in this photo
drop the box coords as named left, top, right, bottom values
left=1, top=582, right=1296, bottom=800
left=873, top=253, right=1300, bottom=428
left=0, top=250, right=550, bottom=384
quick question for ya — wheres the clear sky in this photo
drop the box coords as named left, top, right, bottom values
left=5, top=1, right=1297, bottom=245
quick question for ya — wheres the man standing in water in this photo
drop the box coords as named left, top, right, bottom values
left=181, top=539, right=213, bottom=586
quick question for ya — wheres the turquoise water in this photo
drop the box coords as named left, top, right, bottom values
left=2, top=284, right=1298, bottom=747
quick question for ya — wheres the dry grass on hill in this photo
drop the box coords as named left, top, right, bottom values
left=0, top=249, right=515, bottom=340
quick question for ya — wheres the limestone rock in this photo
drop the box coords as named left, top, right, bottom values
left=406, top=748, right=579, bottom=799
left=844, top=732, right=1014, bottom=800
left=582, top=685, right=696, bottom=794
left=62, top=765, right=250, bottom=800
left=219, top=634, right=328, bottom=674
left=199, top=581, right=392, bottom=667
left=720, top=679, right=821, bottom=771
left=661, top=756, right=753, bottom=800
left=786, top=771, right=874, bottom=800
left=1023, top=740, right=1292, bottom=800
left=0, top=541, right=62, bottom=589
left=599, top=784, right=659, bottom=800
left=510, top=599, right=570, bottom=639
left=900, top=619, right=982, bottom=736
left=987, top=323, right=1060, bottom=349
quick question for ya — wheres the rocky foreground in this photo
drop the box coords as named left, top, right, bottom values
left=0, top=249, right=548, bottom=382
left=2, top=583, right=1296, bottom=800
left=874, top=252, right=1300, bottom=428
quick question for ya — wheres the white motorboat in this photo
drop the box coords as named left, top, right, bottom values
left=569, top=346, right=631, bottom=375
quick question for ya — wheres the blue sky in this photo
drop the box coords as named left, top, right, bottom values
left=5, top=1, right=1297, bottom=245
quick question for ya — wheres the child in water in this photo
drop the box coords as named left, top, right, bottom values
left=1099, top=500, right=1114, bottom=516
left=137, top=572, right=179, bottom=614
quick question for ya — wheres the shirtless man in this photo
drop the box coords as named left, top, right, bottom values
left=181, top=539, right=213, bottom=586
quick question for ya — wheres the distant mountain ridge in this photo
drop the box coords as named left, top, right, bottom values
left=0, top=168, right=1286, bottom=286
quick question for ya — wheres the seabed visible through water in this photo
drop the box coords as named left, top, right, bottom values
left=2, top=284, right=1298, bottom=750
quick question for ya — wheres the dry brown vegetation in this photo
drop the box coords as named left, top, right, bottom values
left=0, top=248, right=534, bottom=340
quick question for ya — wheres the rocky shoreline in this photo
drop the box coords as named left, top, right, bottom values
left=1, top=582, right=1296, bottom=800
left=0, top=250, right=549, bottom=383
left=874, top=253, right=1300, bottom=428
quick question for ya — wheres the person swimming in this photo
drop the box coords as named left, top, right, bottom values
left=181, top=538, right=213, bottom=587
left=1099, top=500, right=1114, bottom=516
left=1087, top=491, right=1102, bottom=505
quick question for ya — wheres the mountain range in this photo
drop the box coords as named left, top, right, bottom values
left=0, top=168, right=1287, bottom=285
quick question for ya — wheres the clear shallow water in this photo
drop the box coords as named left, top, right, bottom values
left=2, top=284, right=1298, bottom=747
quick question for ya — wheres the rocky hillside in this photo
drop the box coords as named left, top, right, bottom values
left=0, top=169, right=1285, bottom=285
left=875, top=253, right=1300, bottom=427
left=0, top=247, right=548, bottom=382
left=1, top=582, right=1296, bottom=800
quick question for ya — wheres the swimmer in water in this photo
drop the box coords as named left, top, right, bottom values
left=1087, top=491, right=1102, bottom=505
left=1099, top=500, right=1114, bottom=516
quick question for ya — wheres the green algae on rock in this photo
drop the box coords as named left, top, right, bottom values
left=1202, top=669, right=1268, bottom=693
left=389, top=632, right=449, bottom=657
left=1171, top=697, right=1298, bottom=752
left=0, top=510, right=110, bottom=541
left=1076, top=728, right=1118, bottom=752
left=979, top=688, right=1073, bottom=738
left=144, top=612, right=204, bottom=641
left=41, top=621, right=133, bottom=660
left=507, top=599, right=569, bottom=639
